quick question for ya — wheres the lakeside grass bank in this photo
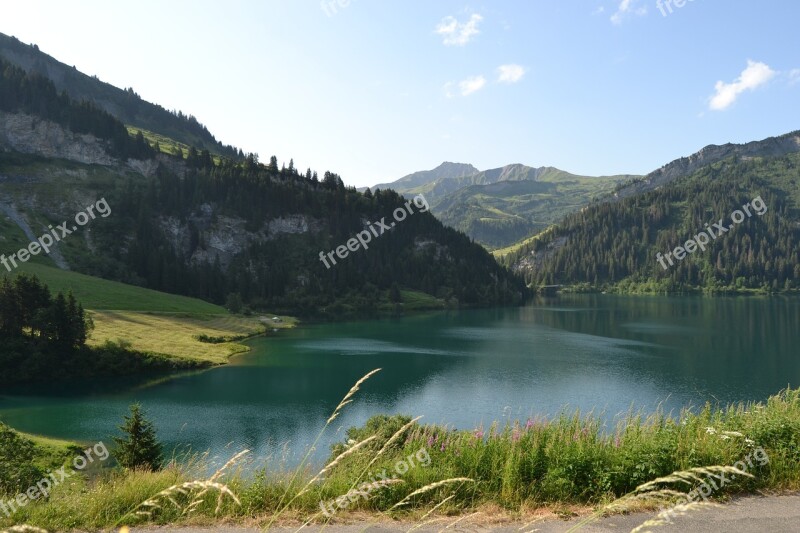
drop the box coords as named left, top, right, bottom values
left=13, top=262, right=297, bottom=365
left=2, top=386, right=798, bottom=531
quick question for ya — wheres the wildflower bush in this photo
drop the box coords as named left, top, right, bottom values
left=334, top=389, right=800, bottom=509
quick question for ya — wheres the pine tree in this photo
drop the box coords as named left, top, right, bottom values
left=113, top=404, right=163, bottom=471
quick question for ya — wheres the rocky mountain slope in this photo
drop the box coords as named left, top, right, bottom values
left=0, top=32, right=240, bottom=159
left=611, top=131, right=800, bottom=200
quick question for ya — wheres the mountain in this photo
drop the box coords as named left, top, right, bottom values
left=610, top=131, right=800, bottom=201
left=502, top=130, right=800, bottom=293
left=371, top=162, right=479, bottom=192
left=0, top=53, right=527, bottom=317
left=0, top=32, right=241, bottom=159
left=373, top=163, right=634, bottom=249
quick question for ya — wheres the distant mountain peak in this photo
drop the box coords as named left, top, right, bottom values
left=371, top=162, right=479, bottom=192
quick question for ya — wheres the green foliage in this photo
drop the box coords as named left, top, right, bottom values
left=16, top=263, right=227, bottom=314
left=225, top=293, right=244, bottom=313
left=0, top=33, right=242, bottom=160
left=0, top=272, right=215, bottom=386
left=330, top=414, right=415, bottom=457
left=113, top=404, right=163, bottom=472
left=67, top=163, right=527, bottom=316
left=381, top=164, right=633, bottom=249
left=0, top=273, right=91, bottom=349
left=0, top=56, right=154, bottom=160
left=4, top=389, right=800, bottom=529
left=0, top=44, right=528, bottom=316
left=0, top=422, right=43, bottom=495
left=509, top=153, right=800, bottom=292
left=0, top=332, right=212, bottom=388
left=389, top=283, right=402, bottom=303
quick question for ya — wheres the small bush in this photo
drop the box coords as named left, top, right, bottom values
left=0, top=422, right=43, bottom=495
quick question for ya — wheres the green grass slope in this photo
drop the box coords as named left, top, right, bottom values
left=433, top=171, right=634, bottom=249
left=16, top=263, right=226, bottom=314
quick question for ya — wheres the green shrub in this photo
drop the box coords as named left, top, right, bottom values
left=0, top=422, right=43, bottom=495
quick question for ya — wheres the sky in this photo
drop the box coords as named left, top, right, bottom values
left=2, top=0, right=799, bottom=188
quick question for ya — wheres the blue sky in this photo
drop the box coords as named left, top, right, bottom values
left=2, top=1, right=799, bottom=187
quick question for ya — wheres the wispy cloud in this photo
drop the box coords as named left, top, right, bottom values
left=445, top=75, right=487, bottom=97
left=610, top=0, right=646, bottom=25
left=435, top=14, right=483, bottom=46
left=789, top=69, right=800, bottom=85
left=497, top=64, right=526, bottom=84
left=459, top=75, right=487, bottom=96
left=709, top=60, right=777, bottom=111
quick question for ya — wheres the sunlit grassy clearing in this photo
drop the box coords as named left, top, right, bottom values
left=88, top=311, right=295, bottom=364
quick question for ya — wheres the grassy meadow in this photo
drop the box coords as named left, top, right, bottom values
left=9, top=263, right=297, bottom=364
left=3, top=374, right=799, bottom=531
left=88, top=311, right=293, bottom=364
left=17, top=263, right=226, bottom=313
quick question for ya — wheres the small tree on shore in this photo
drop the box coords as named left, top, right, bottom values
left=113, top=404, right=163, bottom=471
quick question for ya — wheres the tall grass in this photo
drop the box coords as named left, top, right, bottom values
left=2, top=387, right=799, bottom=531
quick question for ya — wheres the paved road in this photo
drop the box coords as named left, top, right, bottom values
left=139, top=493, right=800, bottom=533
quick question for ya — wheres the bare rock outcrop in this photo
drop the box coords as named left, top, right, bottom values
left=0, top=111, right=117, bottom=166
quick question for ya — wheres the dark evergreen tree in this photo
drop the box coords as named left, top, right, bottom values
left=112, top=404, right=163, bottom=471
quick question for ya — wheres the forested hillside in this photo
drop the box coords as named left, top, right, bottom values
left=504, top=151, right=800, bottom=293
left=0, top=54, right=527, bottom=316
left=0, top=32, right=242, bottom=159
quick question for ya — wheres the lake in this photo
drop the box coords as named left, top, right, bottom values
left=1, top=294, right=798, bottom=470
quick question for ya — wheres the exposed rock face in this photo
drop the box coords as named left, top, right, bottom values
left=0, top=200, right=70, bottom=269
left=512, top=236, right=567, bottom=273
left=126, top=154, right=187, bottom=178
left=614, top=131, right=800, bottom=200
left=160, top=209, right=322, bottom=268
left=265, top=215, right=313, bottom=237
left=0, top=111, right=117, bottom=166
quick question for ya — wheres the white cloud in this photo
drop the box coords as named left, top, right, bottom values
left=789, top=69, right=800, bottom=85
left=459, top=75, right=487, bottom=96
left=435, top=14, right=483, bottom=46
left=497, top=64, right=526, bottom=84
left=610, top=0, right=646, bottom=25
left=709, top=60, right=777, bottom=111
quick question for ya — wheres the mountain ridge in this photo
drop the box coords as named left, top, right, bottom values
left=371, top=162, right=479, bottom=192
left=610, top=130, right=800, bottom=200
left=0, top=32, right=242, bottom=159
left=501, top=128, right=800, bottom=293
left=372, top=161, right=635, bottom=249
